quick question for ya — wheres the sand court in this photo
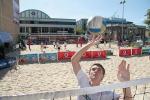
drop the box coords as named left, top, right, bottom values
left=0, top=44, right=150, bottom=99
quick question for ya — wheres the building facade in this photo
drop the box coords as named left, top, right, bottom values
left=105, top=17, right=146, bottom=42
left=20, top=9, right=78, bottom=43
left=76, top=17, right=146, bottom=43
left=0, top=0, right=19, bottom=43
left=20, top=10, right=146, bottom=44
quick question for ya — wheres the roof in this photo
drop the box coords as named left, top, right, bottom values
left=20, top=9, right=50, bottom=19
left=0, top=32, right=13, bottom=44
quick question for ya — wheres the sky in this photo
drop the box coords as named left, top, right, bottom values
left=20, top=0, right=150, bottom=25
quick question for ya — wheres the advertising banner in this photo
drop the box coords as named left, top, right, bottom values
left=119, top=49, right=131, bottom=57
left=92, top=51, right=106, bottom=59
left=19, top=54, right=38, bottom=64
left=58, top=51, right=75, bottom=61
left=82, top=51, right=92, bottom=59
left=132, top=48, right=142, bottom=55
left=142, top=47, right=150, bottom=55
left=39, top=53, right=57, bottom=63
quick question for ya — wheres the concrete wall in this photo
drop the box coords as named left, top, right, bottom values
left=0, top=0, right=19, bottom=43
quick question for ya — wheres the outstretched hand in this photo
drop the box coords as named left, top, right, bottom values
left=117, top=60, right=130, bottom=82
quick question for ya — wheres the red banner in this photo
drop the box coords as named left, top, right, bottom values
left=119, top=49, right=131, bottom=57
left=132, top=48, right=142, bottom=55
left=58, top=51, right=75, bottom=61
left=101, top=51, right=107, bottom=58
left=58, top=51, right=106, bottom=61
left=82, top=51, right=92, bottom=59
left=92, top=51, right=106, bottom=59
left=19, top=58, right=28, bottom=64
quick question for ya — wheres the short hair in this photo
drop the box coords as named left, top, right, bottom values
left=90, top=63, right=105, bottom=75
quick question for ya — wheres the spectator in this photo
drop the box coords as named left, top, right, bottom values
left=64, top=41, right=67, bottom=50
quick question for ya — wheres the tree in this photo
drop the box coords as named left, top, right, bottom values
left=144, top=9, right=150, bottom=29
left=75, top=26, right=85, bottom=35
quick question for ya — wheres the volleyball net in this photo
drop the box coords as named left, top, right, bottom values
left=0, top=78, right=150, bottom=100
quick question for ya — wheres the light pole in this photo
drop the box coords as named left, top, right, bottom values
left=120, top=0, right=126, bottom=42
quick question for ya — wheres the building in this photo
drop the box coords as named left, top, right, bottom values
left=76, top=19, right=88, bottom=35
left=19, top=9, right=78, bottom=44
left=0, top=0, right=19, bottom=43
left=76, top=17, right=146, bottom=43
left=19, top=9, right=146, bottom=44
left=105, top=17, right=146, bottom=42
left=0, top=0, right=19, bottom=58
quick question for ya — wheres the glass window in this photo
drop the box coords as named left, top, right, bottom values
left=30, top=11, right=36, bottom=18
left=68, top=28, right=74, bottom=33
left=42, top=27, right=48, bottom=33
left=41, top=13, right=46, bottom=19
left=35, top=11, right=38, bottom=18
left=21, top=12, right=25, bottom=18
left=25, top=10, right=30, bottom=18
left=26, top=27, right=29, bottom=33
left=20, top=27, right=25, bottom=33
left=38, top=11, right=42, bottom=19
left=31, top=27, right=39, bottom=33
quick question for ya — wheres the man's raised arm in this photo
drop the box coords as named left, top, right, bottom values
left=71, top=35, right=102, bottom=75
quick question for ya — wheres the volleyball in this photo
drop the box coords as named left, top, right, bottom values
left=87, top=16, right=106, bottom=35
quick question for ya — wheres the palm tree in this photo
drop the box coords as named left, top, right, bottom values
left=144, top=9, right=150, bottom=29
left=144, top=9, right=150, bottom=37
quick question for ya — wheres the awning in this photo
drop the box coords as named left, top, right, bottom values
left=0, top=32, right=13, bottom=44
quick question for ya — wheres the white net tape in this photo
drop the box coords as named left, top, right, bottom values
left=0, top=78, right=150, bottom=100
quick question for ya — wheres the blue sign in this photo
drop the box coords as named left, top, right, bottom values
left=19, top=54, right=38, bottom=64
left=142, top=47, right=150, bottom=55
left=39, top=53, right=57, bottom=63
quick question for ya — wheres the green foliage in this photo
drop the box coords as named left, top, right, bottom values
left=76, top=27, right=85, bottom=35
left=144, top=9, right=150, bottom=29
left=144, top=19, right=150, bottom=25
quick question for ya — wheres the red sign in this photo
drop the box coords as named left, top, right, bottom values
left=119, top=49, right=131, bottom=57
left=132, top=48, right=142, bottom=55
left=92, top=51, right=106, bottom=59
left=58, top=51, right=75, bottom=60
left=58, top=51, right=106, bottom=61
left=100, top=51, right=107, bottom=58
left=82, top=51, right=92, bottom=59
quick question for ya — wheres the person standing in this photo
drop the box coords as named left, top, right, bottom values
left=27, top=37, right=32, bottom=51
left=53, top=41, right=56, bottom=48
left=64, top=41, right=67, bottom=50
left=71, top=35, right=132, bottom=100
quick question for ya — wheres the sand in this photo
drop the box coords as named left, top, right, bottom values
left=0, top=43, right=150, bottom=99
